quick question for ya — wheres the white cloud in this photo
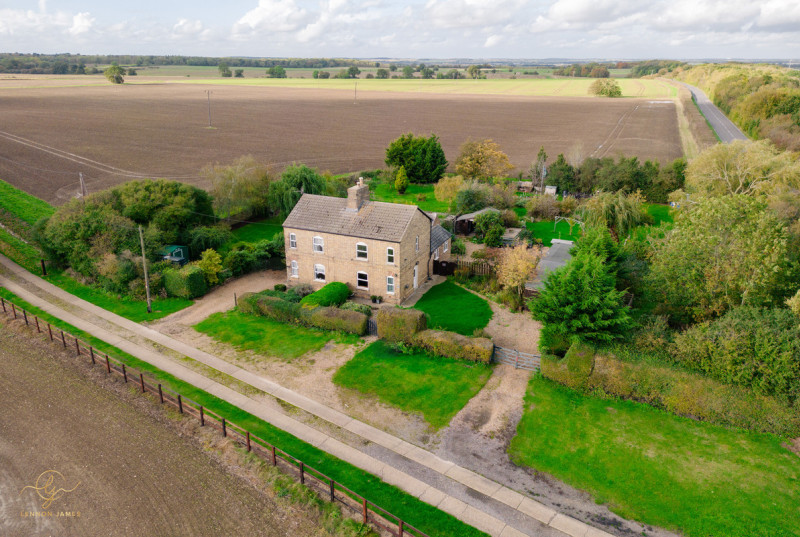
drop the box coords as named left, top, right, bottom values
left=233, top=0, right=312, bottom=34
left=69, top=12, right=94, bottom=36
left=425, top=0, right=526, bottom=29
left=484, top=34, right=501, bottom=47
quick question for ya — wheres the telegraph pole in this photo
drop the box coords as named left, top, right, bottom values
left=138, top=225, right=152, bottom=314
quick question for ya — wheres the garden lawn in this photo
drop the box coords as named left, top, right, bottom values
left=230, top=217, right=284, bottom=244
left=645, top=203, right=673, bottom=227
left=0, top=288, right=486, bottom=537
left=45, top=271, right=192, bottom=323
left=371, top=182, right=449, bottom=213
left=413, top=279, right=492, bottom=335
left=509, top=377, right=800, bottom=537
left=333, top=340, right=493, bottom=429
left=194, top=310, right=358, bottom=361
left=525, top=219, right=581, bottom=246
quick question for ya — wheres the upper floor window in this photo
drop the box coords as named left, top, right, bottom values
left=314, top=264, right=326, bottom=281
left=357, top=271, right=369, bottom=289
left=415, top=236, right=419, bottom=252
left=289, top=233, right=297, bottom=249
left=313, top=236, right=324, bottom=253
left=356, top=242, right=368, bottom=260
left=290, top=260, right=298, bottom=278
left=386, top=247, right=395, bottom=264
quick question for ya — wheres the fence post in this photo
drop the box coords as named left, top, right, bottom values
left=47, top=323, right=53, bottom=341
left=271, top=446, right=276, bottom=466
left=22, top=310, right=28, bottom=325
left=105, top=355, right=111, bottom=373
left=362, top=498, right=368, bottom=524
left=34, top=316, right=40, bottom=333
left=1, top=297, right=5, bottom=312
left=399, top=520, right=404, bottom=537
left=139, top=373, right=145, bottom=393
left=75, top=337, right=80, bottom=356
left=122, top=364, right=127, bottom=382
left=299, top=462, right=304, bottom=485
left=234, top=292, right=237, bottom=307
left=158, top=384, right=164, bottom=404
left=60, top=331, right=66, bottom=348
left=177, top=395, right=183, bottom=414
left=12, top=303, right=16, bottom=319
left=246, top=431, right=251, bottom=452
left=221, top=418, right=226, bottom=437
left=329, top=479, right=335, bottom=502
left=89, top=346, right=95, bottom=365
left=40, top=259, right=47, bottom=276
left=199, top=406, right=204, bottom=426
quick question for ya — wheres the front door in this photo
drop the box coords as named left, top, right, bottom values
left=413, top=265, right=418, bottom=289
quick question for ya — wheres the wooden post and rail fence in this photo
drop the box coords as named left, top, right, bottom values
left=0, top=295, right=429, bottom=537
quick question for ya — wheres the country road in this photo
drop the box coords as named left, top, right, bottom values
left=680, top=83, right=748, bottom=143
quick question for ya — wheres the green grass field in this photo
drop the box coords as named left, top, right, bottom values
left=413, top=280, right=493, bottom=335
left=0, top=180, right=55, bottom=225
left=645, top=203, right=673, bottom=226
left=0, top=288, right=486, bottom=537
left=509, top=377, right=800, bottom=537
left=195, top=310, right=358, bottom=361
left=333, top=340, right=493, bottom=429
left=371, top=183, right=450, bottom=213
left=230, top=217, right=284, bottom=244
left=526, top=219, right=582, bottom=246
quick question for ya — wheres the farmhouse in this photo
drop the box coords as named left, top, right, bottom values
left=283, top=179, right=451, bottom=304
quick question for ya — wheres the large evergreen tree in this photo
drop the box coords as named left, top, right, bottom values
left=385, top=133, right=448, bottom=184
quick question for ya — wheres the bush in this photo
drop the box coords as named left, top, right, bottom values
left=565, top=340, right=595, bottom=384
left=414, top=329, right=493, bottom=363
left=300, top=281, right=351, bottom=309
left=274, top=283, right=287, bottom=292
left=500, top=209, right=520, bottom=228
left=256, top=295, right=302, bottom=323
left=308, top=307, right=368, bottom=335
left=163, top=265, right=208, bottom=299
left=451, top=238, right=466, bottom=255
left=291, top=283, right=314, bottom=298
left=237, top=292, right=259, bottom=314
left=526, top=194, right=560, bottom=220
left=538, top=324, right=571, bottom=356
left=376, top=308, right=427, bottom=343
left=340, top=301, right=373, bottom=316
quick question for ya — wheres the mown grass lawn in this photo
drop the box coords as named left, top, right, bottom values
left=509, top=377, right=800, bottom=537
left=195, top=310, right=358, bottom=361
left=45, top=271, right=192, bottom=323
left=645, top=203, right=673, bottom=227
left=333, top=340, right=493, bottom=429
left=413, top=280, right=493, bottom=335
left=230, top=217, right=284, bottom=244
left=371, top=182, right=450, bottom=213
left=526, top=219, right=582, bottom=246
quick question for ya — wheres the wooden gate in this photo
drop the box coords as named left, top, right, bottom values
left=492, top=347, right=540, bottom=371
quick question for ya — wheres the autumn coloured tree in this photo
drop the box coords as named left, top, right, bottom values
left=454, top=139, right=513, bottom=181
left=498, top=245, right=541, bottom=300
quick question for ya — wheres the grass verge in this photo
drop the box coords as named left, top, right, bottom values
left=0, top=179, right=55, bottom=225
left=508, top=376, right=800, bottom=537
left=413, top=279, right=493, bottom=336
left=333, top=340, right=493, bottom=429
left=0, top=287, right=487, bottom=537
left=195, top=310, right=359, bottom=361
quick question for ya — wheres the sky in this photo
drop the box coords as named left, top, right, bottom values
left=1, top=0, right=798, bottom=60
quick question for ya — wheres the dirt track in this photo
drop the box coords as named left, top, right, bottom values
left=0, top=79, right=682, bottom=204
left=0, top=320, right=327, bottom=537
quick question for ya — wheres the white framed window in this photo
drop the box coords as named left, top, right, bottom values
left=386, top=247, right=395, bottom=264
left=289, top=233, right=297, bottom=249
left=386, top=276, right=395, bottom=294
left=357, top=271, right=368, bottom=289
left=443, top=239, right=448, bottom=253
left=434, top=248, right=439, bottom=260
left=356, top=242, right=368, bottom=260
left=313, top=236, right=324, bottom=253
left=290, top=260, right=298, bottom=278
left=314, top=264, right=326, bottom=281
left=415, top=236, right=419, bottom=252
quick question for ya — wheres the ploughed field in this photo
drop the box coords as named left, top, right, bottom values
left=0, top=77, right=682, bottom=204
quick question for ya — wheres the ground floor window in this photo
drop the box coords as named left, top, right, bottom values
left=434, top=248, right=439, bottom=260
left=290, top=260, right=298, bottom=277
left=357, top=271, right=368, bottom=289
left=314, top=264, right=326, bottom=281
left=386, top=275, right=394, bottom=294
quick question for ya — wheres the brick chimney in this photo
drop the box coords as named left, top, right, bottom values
left=346, top=177, right=370, bottom=211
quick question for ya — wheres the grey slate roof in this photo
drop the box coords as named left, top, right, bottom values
left=283, top=194, right=429, bottom=242
left=430, top=225, right=451, bottom=253
left=455, top=207, right=500, bottom=222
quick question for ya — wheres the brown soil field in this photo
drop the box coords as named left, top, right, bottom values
left=0, top=320, right=330, bottom=537
left=0, top=79, right=682, bottom=205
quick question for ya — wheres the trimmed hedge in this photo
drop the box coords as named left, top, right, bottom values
left=309, top=307, right=368, bottom=335
left=300, top=282, right=351, bottom=309
left=237, top=292, right=259, bottom=314
left=541, top=351, right=800, bottom=437
left=256, top=295, right=302, bottom=323
left=566, top=340, right=595, bottom=384
left=414, top=330, right=493, bottom=364
left=164, top=265, right=208, bottom=299
left=340, top=301, right=373, bottom=317
left=376, top=308, right=427, bottom=344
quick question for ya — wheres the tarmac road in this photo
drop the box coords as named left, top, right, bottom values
left=680, top=82, right=749, bottom=143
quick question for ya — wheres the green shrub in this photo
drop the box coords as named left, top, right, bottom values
left=376, top=308, right=427, bottom=344
left=163, top=265, right=207, bottom=299
left=565, top=340, right=595, bottom=384
left=291, top=283, right=314, bottom=298
left=671, top=307, right=800, bottom=403
left=308, top=307, right=368, bottom=335
left=413, top=330, right=493, bottom=363
left=237, top=292, right=259, bottom=314
left=541, top=350, right=800, bottom=436
left=274, top=283, right=287, bottom=292
left=340, top=301, right=373, bottom=317
left=537, top=324, right=571, bottom=356
left=300, top=281, right=351, bottom=309
left=256, top=295, right=302, bottom=323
